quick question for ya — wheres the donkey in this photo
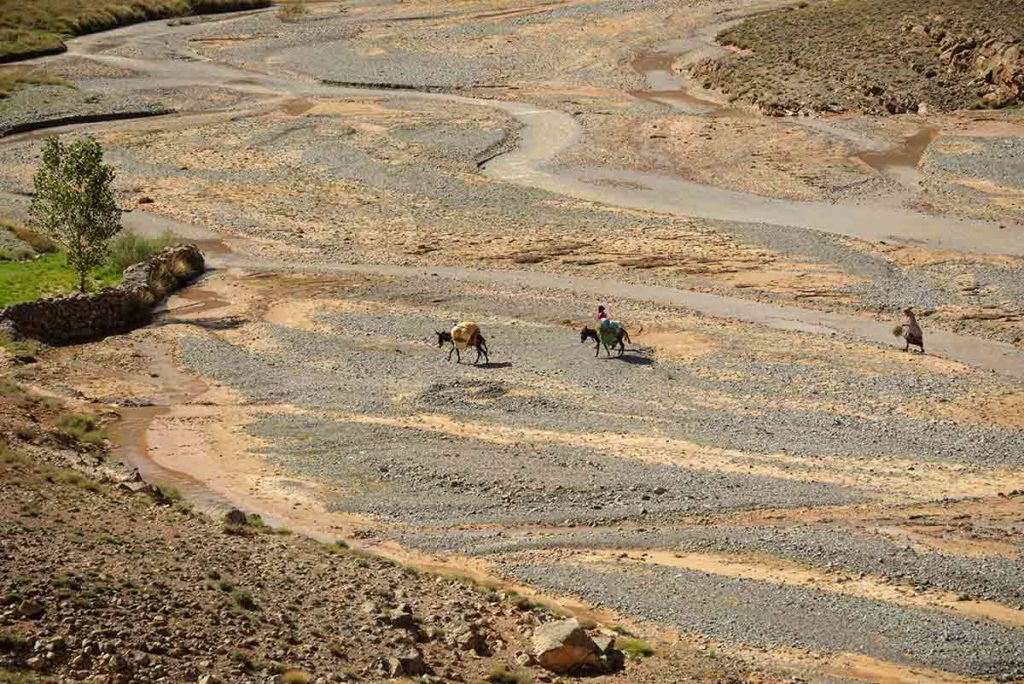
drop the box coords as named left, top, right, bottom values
left=436, top=328, right=489, bottom=365
left=580, top=325, right=631, bottom=358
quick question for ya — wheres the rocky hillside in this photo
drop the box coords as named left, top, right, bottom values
left=0, top=366, right=769, bottom=683
left=691, top=0, right=1023, bottom=115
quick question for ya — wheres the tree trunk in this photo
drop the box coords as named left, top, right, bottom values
left=78, top=269, right=87, bottom=294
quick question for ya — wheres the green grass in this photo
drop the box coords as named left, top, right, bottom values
left=0, top=252, right=121, bottom=307
left=616, top=636, right=655, bottom=659
left=55, top=413, right=106, bottom=445
left=486, top=665, right=534, bottom=684
left=0, top=0, right=272, bottom=62
left=104, top=231, right=173, bottom=272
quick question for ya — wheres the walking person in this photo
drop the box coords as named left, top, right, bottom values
left=899, top=307, right=925, bottom=353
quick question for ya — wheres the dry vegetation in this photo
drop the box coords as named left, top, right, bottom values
left=0, top=0, right=271, bottom=62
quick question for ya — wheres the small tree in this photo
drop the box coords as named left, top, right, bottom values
left=29, top=136, right=122, bottom=293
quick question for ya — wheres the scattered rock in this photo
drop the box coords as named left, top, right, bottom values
left=531, top=618, right=602, bottom=674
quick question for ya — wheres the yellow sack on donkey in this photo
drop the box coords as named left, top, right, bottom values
left=451, top=322, right=479, bottom=350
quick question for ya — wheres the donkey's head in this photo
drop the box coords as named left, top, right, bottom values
left=580, top=326, right=596, bottom=344
left=436, top=331, right=452, bottom=347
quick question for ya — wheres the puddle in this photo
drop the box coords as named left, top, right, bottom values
left=855, top=127, right=939, bottom=174
left=629, top=50, right=736, bottom=116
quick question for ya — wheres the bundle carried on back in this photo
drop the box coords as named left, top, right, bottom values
left=597, top=318, right=622, bottom=345
left=450, top=322, right=479, bottom=350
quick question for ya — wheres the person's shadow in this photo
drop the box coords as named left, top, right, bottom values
left=611, top=347, right=655, bottom=365
left=476, top=361, right=513, bottom=369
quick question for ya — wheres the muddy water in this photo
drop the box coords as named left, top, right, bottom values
left=109, top=356, right=234, bottom=514
left=856, top=127, right=939, bottom=174
left=109, top=289, right=235, bottom=513
left=629, top=50, right=726, bottom=116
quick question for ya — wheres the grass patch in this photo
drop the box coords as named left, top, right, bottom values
left=0, top=630, right=27, bottom=652
left=0, top=66, right=71, bottom=97
left=55, top=413, right=106, bottom=445
left=51, top=468, right=101, bottom=492
left=154, top=483, right=182, bottom=502
left=276, top=1, right=307, bottom=22
left=281, top=670, right=312, bottom=684
left=487, top=665, right=534, bottom=684
left=616, top=636, right=654, bottom=659
left=321, top=539, right=349, bottom=554
left=104, top=231, right=172, bottom=272
left=231, top=588, right=258, bottom=611
left=0, top=334, right=42, bottom=360
left=0, top=252, right=121, bottom=307
left=0, top=0, right=272, bottom=62
left=3, top=221, right=57, bottom=254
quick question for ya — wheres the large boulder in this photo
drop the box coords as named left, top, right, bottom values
left=531, top=618, right=602, bottom=674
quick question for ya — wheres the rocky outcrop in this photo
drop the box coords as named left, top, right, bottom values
left=0, top=244, right=204, bottom=344
left=904, top=14, right=1023, bottom=109
left=691, top=0, right=1023, bottom=116
left=531, top=618, right=623, bottom=674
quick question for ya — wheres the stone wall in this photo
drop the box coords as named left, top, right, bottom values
left=0, top=244, right=205, bottom=345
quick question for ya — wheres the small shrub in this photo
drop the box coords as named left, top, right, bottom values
left=53, top=469, right=101, bottom=492
left=487, top=664, right=534, bottom=684
left=0, top=630, right=28, bottom=652
left=217, top=580, right=234, bottom=593
left=5, top=221, right=56, bottom=253
left=154, top=484, right=182, bottom=502
left=616, top=636, right=654, bottom=658
left=19, top=502, right=41, bottom=517
left=55, top=413, right=106, bottom=444
left=0, top=334, right=42, bottom=359
left=104, top=232, right=172, bottom=273
left=232, top=589, right=257, bottom=610
left=282, top=669, right=312, bottom=684
left=322, top=540, right=349, bottom=554
left=231, top=650, right=255, bottom=671
left=276, top=2, right=307, bottom=22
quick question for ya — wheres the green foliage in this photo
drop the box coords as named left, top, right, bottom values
left=0, top=630, right=28, bottom=652
left=487, top=665, right=535, bottom=684
left=29, top=137, right=122, bottom=293
left=0, top=251, right=120, bottom=307
left=55, top=413, right=106, bottom=444
left=105, top=231, right=172, bottom=272
left=231, top=588, right=257, bottom=610
left=51, top=468, right=102, bottom=492
left=616, top=636, right=654, bottom=658
left=0, top=0, right=271, bottom=61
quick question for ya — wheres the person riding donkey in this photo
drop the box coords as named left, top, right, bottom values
left=581, top=304, right=631, bottom=357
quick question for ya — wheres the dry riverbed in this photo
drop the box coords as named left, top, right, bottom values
left=1, top=0, right=1023, bottom=682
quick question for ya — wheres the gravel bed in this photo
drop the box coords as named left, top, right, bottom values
left=0, top=85, right=168, bottom=137
left=404, top=521, right=1024, bottom=607
left=247, top=411, right=862, bottom=527
left=504, top=561, right=1024, bottom=677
